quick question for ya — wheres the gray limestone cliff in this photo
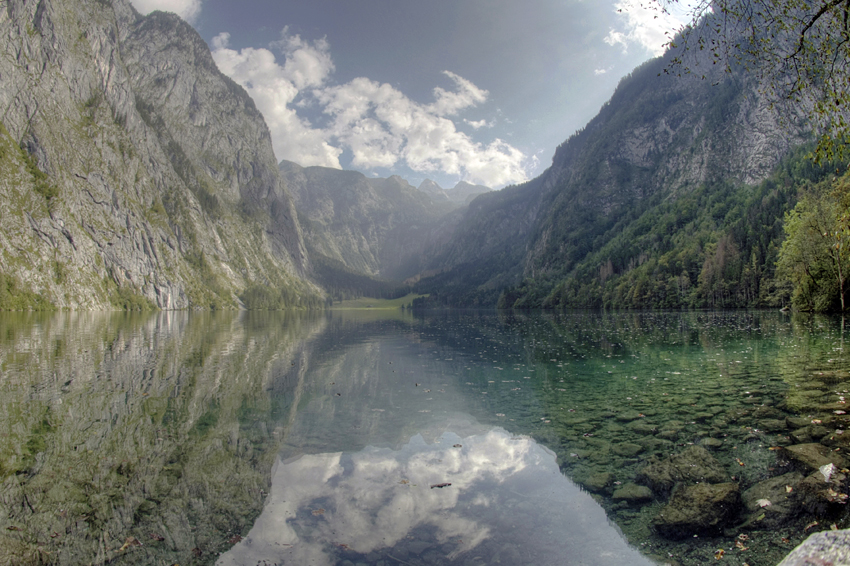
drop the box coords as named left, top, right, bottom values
left=0, top=0, right=318, bottom=310
left=280, top=160, right=462, bottom=282
left=412, top=51, right=811, bottom=304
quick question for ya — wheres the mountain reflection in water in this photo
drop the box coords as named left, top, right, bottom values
left=219, top=426, right=654, bottom=566
left=5, top=310, right=843, bottom=566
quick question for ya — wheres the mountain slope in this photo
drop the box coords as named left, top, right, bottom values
left=0, top=0, right=318, bottom=310
left=415, top=48, right=812, bottom=307
left=280, top=160, right=462, bottom=282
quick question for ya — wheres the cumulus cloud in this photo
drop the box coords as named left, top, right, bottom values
left=129, top=0, right=201, bottom=23
left=605, top=0, right=692, bottom=56
left=317, top=77, right=528, bottom=186
left=211, top=31, right=342, bottom=168
left=210, top=31, right=528, bottom=187
left=464, top=118, right=493, bottom=129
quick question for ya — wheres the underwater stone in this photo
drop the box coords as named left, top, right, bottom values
left=786, top=416, right=812, bottom=429
left=757, top=419, right=787, bottom=432
left=738, top=472, right=803, bottom=530
left=753, top=406, right=784, bottom=419
left=652, top=482, right=741, bottom=539
left=613, top=442, right=644, bottom=457
left=780, top=443, right=849, bottom=472
left=613, top=483, right=653, bottom=503
left=626, top=421, right=658, bottom=435
left=581, top=472, right=614, bottom=493
left=658, top=429, right=680, bottom=440
left=790, top=428, right=814, bottom=444
left=636, top=445, right=729, bottom=495
left=795, top=469, right=849, bottom=516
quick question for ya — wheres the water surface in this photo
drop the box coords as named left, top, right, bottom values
left=1, top=310, right=847, bottom=565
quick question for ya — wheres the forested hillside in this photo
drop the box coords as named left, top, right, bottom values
left=501, top=150, right=841, bottom=309
left=411, top=41, right=831, bottom=310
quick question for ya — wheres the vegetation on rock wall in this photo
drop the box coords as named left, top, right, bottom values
left=496, top=149, right=842, bottom=310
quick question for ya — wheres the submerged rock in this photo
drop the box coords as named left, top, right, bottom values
left=738, top=472, right=804, bottom=529
left=612, top=442, right=644, bottom=457
left=758, top=418, right=788, bottom=432
left=780, top=443, right=849, bottom=472
left=699, top=437, right=724, bottom=450
left=653, top=482, right=741, bottom=539
left=612, top=483, right=654, bottom=503
left=636, top=446, right=729, bottom=495
left=795, top=468, right=849, bottom=516
left=581, top=472, right=614, bottom=493
left=786, top=416, right=812, bottom=429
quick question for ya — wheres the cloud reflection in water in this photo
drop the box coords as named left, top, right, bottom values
left=218, top=428, right=655, bottom=566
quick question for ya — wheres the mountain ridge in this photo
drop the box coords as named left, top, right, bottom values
left=0, top=0, right=320, bottom=310
left=410, top=50, right=813, bottom=307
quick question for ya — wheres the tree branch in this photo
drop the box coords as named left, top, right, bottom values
left=790, top=0, right=847, bottom=59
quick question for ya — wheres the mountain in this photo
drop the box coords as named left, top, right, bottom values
left=417, top=179, right=448, bottom=200
left=413, top=47, right=815, bottom=308
left=415, top=179, right=491, bottom=204
left=280, top=161, right=463, bottom=287
left=0, top=0, right=827, bottom=312
left=450, top=181, right=491, bottom=203
left=0, top=0, right=319, bottom=310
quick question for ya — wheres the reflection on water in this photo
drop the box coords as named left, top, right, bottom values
left=221, top=427, right=653, bottom=566
left=0, top=311, right=325, bottom=565
left=1, top=310, right=848, bottom=565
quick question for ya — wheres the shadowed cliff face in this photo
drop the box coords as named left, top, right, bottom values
left=0, top=311, right=326, bottom=565
left=280, top=161, right=462, bottom=281
left=413, top=51, right=811, bottom=305
left=0, top=0, right=317, bottom=310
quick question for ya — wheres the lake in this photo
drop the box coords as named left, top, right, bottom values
left=0, top=310, right=848, bottom=565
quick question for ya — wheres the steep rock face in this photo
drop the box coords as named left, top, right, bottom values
left=280, top=161, right=460, bottom=281
left=416, top=51, right=809, bottom=304
left=0, top=0, right=315, bottom=310
left=450, top=180, right=491, bottom=203
left=526, top=57, right=807, bottom=276
left=415, top=179, right=491, bottom=204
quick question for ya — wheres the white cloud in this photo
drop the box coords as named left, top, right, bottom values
left=219, top=429, right=654, bottom=566
left=606, top=0, right=693, bottom=56
left=317, top=77, right=528, bottom=186
left=210, top=31, right=529, bottom=187
left=211, top=31, right=342, bottom=169
left=129, top=0, right=201, bottom=23
left=464, top=119, right=493, bottom=129
left=428, top=71, right=489, bottom=116
left=594, top=68, right=609, bottom=76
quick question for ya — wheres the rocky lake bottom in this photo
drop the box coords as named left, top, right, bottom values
left=0, top=310, right=848, bottom=565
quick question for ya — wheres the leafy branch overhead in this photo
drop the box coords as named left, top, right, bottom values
left=660, top=0, right=850, bottom=162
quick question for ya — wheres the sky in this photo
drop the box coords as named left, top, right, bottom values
left=129, top=0, right=694, bottom=189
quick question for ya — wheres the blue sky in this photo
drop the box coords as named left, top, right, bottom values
left=130, top=0, right=693, bottom=188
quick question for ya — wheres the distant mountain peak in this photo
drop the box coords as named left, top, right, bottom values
left=448, top=181, right=491, bottom=203
left=418, top=179, right=444, bottom=194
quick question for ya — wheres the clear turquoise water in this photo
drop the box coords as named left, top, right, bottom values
left=0, top=310, right=847, bottom=565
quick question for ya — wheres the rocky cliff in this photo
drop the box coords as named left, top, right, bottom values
left=414, top=48, right=812, bottom=306
left=0, top=0, right=318, bottom=310
left=280, top=160, right=462, bottom=282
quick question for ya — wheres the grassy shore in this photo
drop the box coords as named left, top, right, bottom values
left=329, top=293, right=426, bottom=310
